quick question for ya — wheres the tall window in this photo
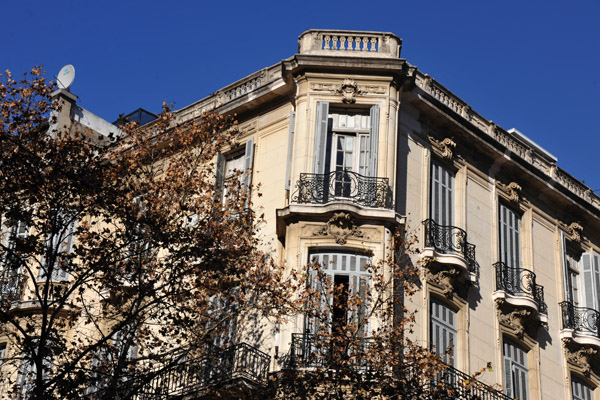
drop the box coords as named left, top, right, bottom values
left=564, top=248, right=581, bottom=306
left=39, top=212, right=76, bottom=282
left=503, top=339, right=529, bottom=400
left=305, top=251, right=371, bottom=338
left=313, top=102, right=379, bottom=181
left=430, top=297, right=456, bottom=367
left=430, top=160, right=454, bottom=226
left=499, top=203, right=521, bottom=269
left=215, top=138, right=254, bottom=207
left=572, top=375, right=594, bottom=400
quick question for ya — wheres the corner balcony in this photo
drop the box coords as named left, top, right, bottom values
left=421, top=219, right=477, bottom=284
left=136, top=342, right=270, bottom=399
left=298, top=30, right=402, bottom=59
left=559, top=301, right=600, bottom=349
left=277, top=171, right=401, bottom=240
left=286, top=333, right=374, bottom=373
left=493, top=262, right=547, bottom=322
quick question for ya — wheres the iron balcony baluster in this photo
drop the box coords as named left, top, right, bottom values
left=292, top=170, right=393, bottom=209
left=422, top=219, right=477, bottom=275
left=494, top=262, right=547, bottom=314
left=560, top=301, right=600, bottom=338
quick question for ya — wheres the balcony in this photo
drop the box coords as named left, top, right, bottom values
left=0, top=271, right=26, bottom=307
left=286, top=333, right=374, bottom=373
left=136, top=342, right=270, bottom=399
left=493, top=262, right=547, bottom=321
left=430, top=364, right=513, bottom=400
left=559, top=301, right=600, bottom=348
left=421, top=219, right=477, bottom=288
left=291, top=171, right=393, bottom=210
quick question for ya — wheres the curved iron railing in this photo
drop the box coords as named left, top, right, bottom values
left=0, top=271, right=25, bottom=306
left=494, top=262, right=547, bottom=314
left=560, top=301, right=600, bottom=338
left=134, top=342, right=270, bottom=399
left=431, top=364, right=513, bottom=400
left=291, top=170, right=393, bottom=209
left=422, top=219, right=477, bottom=274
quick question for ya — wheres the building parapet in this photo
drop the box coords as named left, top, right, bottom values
left=298, top=29, right=402, bottom=59
left=414, top=70, right=600, bottom=212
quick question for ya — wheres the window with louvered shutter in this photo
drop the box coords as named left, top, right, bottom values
left=430, top=297, right=457, bottom=367
left=503, top=339, right=529, bottom=400
left=430, top=160, right=454, bottom=227
left=581, top=253, right=600, bottom=311
left=499, top=203, right=521, bottom=269
left=305, top=251, right=371, bottom=336
left=572, top=376, right=594, bottom=400
left=39, top=214, right=76, bottom=282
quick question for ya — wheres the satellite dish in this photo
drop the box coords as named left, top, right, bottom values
left=57, top=64, right=75, bottom=90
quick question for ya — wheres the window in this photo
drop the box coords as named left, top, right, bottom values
left=565, top=249, right=582, bottom=306
left=207, top=291, right=238, bottom=349
left=572, top=375, right=594, bottom=400
left=2, top=220, right=29, bottom=268
left=313, top=102, right=379, bottom=182
left=17, top=344, right=52, bottom=398
left=305, top=251, right=371, bottom=338
left=215, top=138, right=254, bottom=207
left=39, top=212, right=76, bottom=282
left=503, top=339, right=529, bottom=400
left=430, top=160, right=454, bottom=226
left=430, top=297, right=456, bottom=367
left=498, top=203, right=521, bottom=269
left=1, top=221, right=28, bottom=301
left=0, top=343, right=6, bottom=371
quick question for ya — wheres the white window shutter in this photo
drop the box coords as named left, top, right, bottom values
left=368, top=105, right=379, bottom=177
left=560, top=232, right=572, bottom=303
left=214, top=153, right=226, bottom=189
left=499, top=203, right=520, bottom=269
left=243, top=137, right=254, bottom=207
left=430, top=298, right=457, bottom=367
left=430, top=161, right=454, bottom=226
left=313, top=102, right=329, bottom=174
left=285, top=110, right=295, bottom=191
left=581, top=253, right=597, bottom=310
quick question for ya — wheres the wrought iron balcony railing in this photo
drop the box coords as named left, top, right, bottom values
left=560, top=301, right=600, bottom=338
left=291, top=170, right=393, bottom=209
left=430, top=364, right=513, bottom=400
left=422, top=219, right=477, bottom=274
left=0, top=270, right=26, bottom=306
left=135, top=342, right=270, bottom=399
left=287, top=333, right=374, bottom=372
left=494, top=262, right=547, bottom=314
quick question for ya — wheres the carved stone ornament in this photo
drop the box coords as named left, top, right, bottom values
left=313, top=212, right=364, bottom=245
left=497, top=303, right=531, bottom=339
left=336, top=78, right=363, bottom=104
left=497, top=181, right=522, bottom=203
left=426, top=268, right=460, bottom=299
left=428, top=136, right=456, bottom=160
left=566, top=221, right=584, bottom=244
left=564, top=343, right=597, bottom=377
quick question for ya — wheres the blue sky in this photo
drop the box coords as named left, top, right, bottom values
left=3, top=0, right=599, bottom=192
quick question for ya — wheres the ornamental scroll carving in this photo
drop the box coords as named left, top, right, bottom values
left=560, top=221, right=584, bottom=244
left=426, top=267, right=460, bottom=299
left=428, top=136, right=456, bottom=160
left=497, top=181, right=522, bottom=203
left=496, top=301, right=531, bottom=339
left=313, top=212, right=364, bottom=245
left=563, top=340, right=597, bottom=377
left=310, top=79, right=386, bottom=103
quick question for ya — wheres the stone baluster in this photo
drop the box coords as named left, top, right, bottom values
left=324, top=35, right=331, bottom=50
left=362, top=37, right=369, bottom=51
left=370, top=37, right=377, bottom=52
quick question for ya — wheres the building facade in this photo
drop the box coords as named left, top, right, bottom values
left=3, top=30, right=600, bottom=399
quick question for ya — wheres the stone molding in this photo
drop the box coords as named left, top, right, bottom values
left=428, top=136, right=456, bottom=161
left=312, top=212, right=365, bottom=245
left=496, top=300, right=532, bottom=340
left=559, top=221, right=584, bottom=245
left=563, top=338, right=598, bottom=377
left=497, top=181, right=522, bottom=204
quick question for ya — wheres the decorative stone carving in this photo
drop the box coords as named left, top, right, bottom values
left=428, top=136, right=456, bottom=160
left=313, top=212, right=364, bottom=245
left=497, top=181, right=522, bottom=203
left=566, top=222, right=584, bottom=244
left=497, top=303, right=531, bottom=339
left=426, top=268, right=461, bottom=299
left=336, top=78, right=363, bottom=104
left=564, top=342, right=597, bottom=377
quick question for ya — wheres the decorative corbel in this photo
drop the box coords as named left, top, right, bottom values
left=497, top=181, right=522, bottom=204
left=428, top=136, right=456, bottom=161
left=426, top=268, right=461, bottom=299
left=497, top=303, right=531, bottom=339
left=564, top=344, right=597, bottom=377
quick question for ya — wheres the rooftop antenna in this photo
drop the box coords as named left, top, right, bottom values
left=56, top=64, right=75, bottom=91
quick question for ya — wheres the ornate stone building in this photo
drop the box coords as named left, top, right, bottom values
left=3, top=30, right=600, bottom=399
